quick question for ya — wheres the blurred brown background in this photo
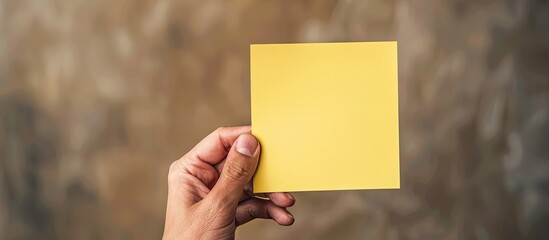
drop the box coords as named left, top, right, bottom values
left=1, top=0, right=548, bottom=239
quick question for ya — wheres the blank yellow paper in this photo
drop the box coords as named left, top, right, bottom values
left=251, top=42, right=400, bottom=193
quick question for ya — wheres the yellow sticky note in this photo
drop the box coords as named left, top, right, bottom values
left=251, top=42, right=399, bottom=193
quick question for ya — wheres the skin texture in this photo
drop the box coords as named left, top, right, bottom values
left=163, top=126, right=295, bottom=240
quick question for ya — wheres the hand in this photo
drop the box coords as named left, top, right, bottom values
left=163, top=126, right=295, bottom=240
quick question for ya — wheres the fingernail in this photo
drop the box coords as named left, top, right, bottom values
left=287, top=211, right=294, bottom=222
left=285, top=193, right=295, bottom=201
left=236, top=134, right=258, bottom=157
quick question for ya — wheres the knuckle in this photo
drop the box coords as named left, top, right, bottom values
left=167, top=161, right=185, bottom=185
left=168, top=160, right=179, bottom=174
left=168, top=160, right=181, bottom=176
left=247, top=205, right=258, bottom=218
left=215, top=126, right=226, bottom=134
left=224, top=162, right=251, bottom=181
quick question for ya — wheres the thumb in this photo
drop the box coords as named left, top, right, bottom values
left=208, top=133, right=260, bottom=209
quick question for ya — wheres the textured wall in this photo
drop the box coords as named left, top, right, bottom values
left=0, top=0, right=548, bottom=239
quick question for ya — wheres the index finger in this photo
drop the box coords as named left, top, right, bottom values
left=187, top=126, right=251, bottom=165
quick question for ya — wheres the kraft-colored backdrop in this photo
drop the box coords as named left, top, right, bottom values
left=1, top=0, right=548, bottom=239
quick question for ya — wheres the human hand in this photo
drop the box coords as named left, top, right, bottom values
left=162, top=126, right=295, bottom=240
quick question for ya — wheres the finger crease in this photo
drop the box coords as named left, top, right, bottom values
left=218, top=131, right=231, bottom=151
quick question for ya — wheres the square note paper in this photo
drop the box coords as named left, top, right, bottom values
left=251, top=42, right=400, bottom=193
